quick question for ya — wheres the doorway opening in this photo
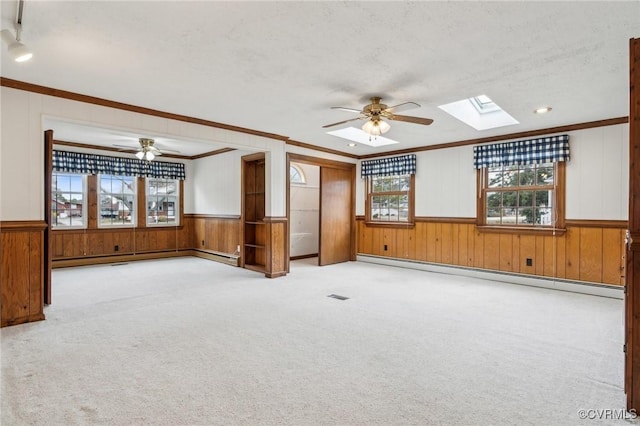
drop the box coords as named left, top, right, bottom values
left=286, top=153, right=356, bottom=271
left=289, top=162, right=320, bottom=263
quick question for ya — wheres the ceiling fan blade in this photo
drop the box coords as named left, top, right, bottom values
left=384, top=101, right=421, bottom=114
left=389, top=114, right=434, bottom=125
left=330, top=107, right=362, bottom=113
left=113, top=144, right=136, bottom=150
left=153, top=144, right=181, bottom=154
left=322, top=116, right=367, bottom=128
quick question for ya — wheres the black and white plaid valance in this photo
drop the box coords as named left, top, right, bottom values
left=361, top=154, right=417, bottom=177
left=53, top=150, right=186, bottom=180
left=473, top=135, right=570, bottom=169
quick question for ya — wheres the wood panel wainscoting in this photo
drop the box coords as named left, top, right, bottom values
left=52, top=214, right=246, bottom=267
left=1, top=221, right=47, bottom=327
left=356, top=217, right=627, bottom=286
left=190, top=214, right=241, bottom=265
left=51, top=223, right=194, bottom=267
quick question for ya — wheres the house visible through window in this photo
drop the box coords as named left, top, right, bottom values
left=51, top=172, right=86, bottom=228
left=99, top=174, right=136, bottom=227
left=147, top=178, right=179, bottom=226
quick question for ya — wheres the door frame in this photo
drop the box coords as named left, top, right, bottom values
left=626, top=37, right=640, bottom=412
left=286, top=153, right=356, bottom=271
left=44, top=130, right=53, bottom=305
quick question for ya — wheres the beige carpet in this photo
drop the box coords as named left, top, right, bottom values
left=1, top=257, right=631, bottom=425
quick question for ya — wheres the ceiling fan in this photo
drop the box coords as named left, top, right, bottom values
left=113, top=138, right=178, bottom=161
left=323, top=96, right=434, bottom=136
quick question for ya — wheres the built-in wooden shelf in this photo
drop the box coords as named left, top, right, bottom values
left=242, top=153, right=266, bottom=272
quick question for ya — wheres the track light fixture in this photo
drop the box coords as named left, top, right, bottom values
left=1, top=0, right=33, bottom=62
left=1, top=30, right=32, bottom=62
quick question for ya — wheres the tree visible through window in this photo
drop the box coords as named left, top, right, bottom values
left=366, top=174, right=414, bottom=224
left=481, top=162, right=561, bottom=226
left=51, top=172, right=86, bottom=228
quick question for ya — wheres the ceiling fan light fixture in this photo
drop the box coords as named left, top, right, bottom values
left=362, top=118, right=390, bottom=136
left=135, top=138, right=158, bottom=161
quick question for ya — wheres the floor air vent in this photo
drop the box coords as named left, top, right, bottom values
left=327, top=294, right=349, bottom=300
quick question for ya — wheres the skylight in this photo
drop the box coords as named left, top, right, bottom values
left=438, top=95, right=518, bottom=131
left=326, top=127, right=399, bottom=148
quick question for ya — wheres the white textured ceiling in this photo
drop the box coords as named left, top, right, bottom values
left=1, top=1, right=639, bottom=157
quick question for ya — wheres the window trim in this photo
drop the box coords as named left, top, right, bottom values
left=97, top=174, right=137, bottom=228
left=51, top=172, right=88, bottom=230
left=476, top=161, right=566, bottom=235
left=365, top=173, right=415, bottom=228
left=145, top=177, right=181, bottom=227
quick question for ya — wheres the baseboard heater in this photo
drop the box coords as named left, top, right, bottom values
left=191, top=249, right=240, bottom=267
left=357, top=254, right=624, bottom=300
left=52, top=249, right=240, bottom=269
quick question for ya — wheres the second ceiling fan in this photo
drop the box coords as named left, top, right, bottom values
left=323, top=96, right=433, bottom=136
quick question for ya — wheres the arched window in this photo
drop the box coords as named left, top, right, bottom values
left=290, top=164, right=306, bottom=184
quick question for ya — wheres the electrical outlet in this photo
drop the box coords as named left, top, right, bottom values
left=236, top=245, right=241, bottom=253
left=526, top=258, right=533, bottom=266
left=114, top=245, right=119, bottom=252
left=384, top=244, right=388, bottom=251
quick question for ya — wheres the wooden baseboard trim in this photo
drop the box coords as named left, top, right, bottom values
left=2, top=313, right=45, bottom=328
left=290, top=254, right=318, bottom=260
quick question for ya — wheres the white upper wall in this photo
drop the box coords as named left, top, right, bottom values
left=0, top=85, right=630, bottom=223
left=415, top=145, right=476, bottom=217
left=0, top=86, right=286, bottom=220
left=565, top=124, right=629, bottom=220
left=355, top=123, right=629, bottom=221
left=190, top=150, right=247, bottom=216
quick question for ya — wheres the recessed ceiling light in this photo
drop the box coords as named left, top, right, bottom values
left=534, top=106, right=552, bottom=114
left=348, top=143, right=357, bottom=147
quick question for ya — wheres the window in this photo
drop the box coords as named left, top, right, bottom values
left=290, top=164, right=306, bottom=184
left=362, top=154, right=416, bottom=226
left=147, top=178, right=180, bottom=226
left=99, top=174, right=136, bottom=227
left=475, top=135, right=569, bottom=231
left=481, top=162, right=563, bottom=226
left=51, top=172, right=86, bottom=228
left=366, top=174, right=415, bottom=224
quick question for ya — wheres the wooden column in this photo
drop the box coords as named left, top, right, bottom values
left=1, top=221, right=47, bottom=327
left=627, top=37, right=640, bottom=411
left=264, top=217, right=287, bottom=278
